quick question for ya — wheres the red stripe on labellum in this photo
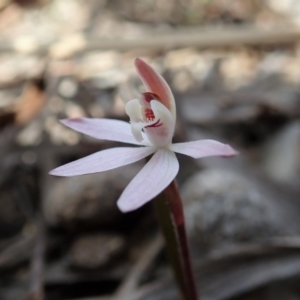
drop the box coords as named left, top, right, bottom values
left=145, top=119, right=162, bottom=128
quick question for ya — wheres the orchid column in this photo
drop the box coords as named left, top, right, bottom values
left=50, top=58, right=238, bottom=300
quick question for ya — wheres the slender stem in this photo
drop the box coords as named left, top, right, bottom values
left=165, top=181, right=198, bottom=300
left=154, top=192, right=188, bottom=299
left=154, top=180, right=199, bottom=300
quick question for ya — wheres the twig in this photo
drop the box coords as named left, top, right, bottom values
left=27, top=214, right=46, bottom=300
left=83, top=25, right=300, bottom=51
left=66, top=234, right=164, bottom=300
left=115, top=234, right=164, bottom=299
left=69, top=236, right=300, bottom=300
left=204, top=236, right=300, bottom=263
left=0, top=231, right=35, bottom=270
left=1, top=25, right=300, bottom=58
left=27, top=138, right=55, bottom=299
left=27, top=157, right=52, bottom=300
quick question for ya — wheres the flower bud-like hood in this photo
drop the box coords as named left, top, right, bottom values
left=126, top=58, right=176, bottom=147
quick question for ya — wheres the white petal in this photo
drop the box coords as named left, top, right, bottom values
left=130, top=122, right=144, bottom=143
left=60, top=118, right=147, bottom=145
left=144, top=100, right=175, bottom=147
left=49, top=146, right=155, bottom=176
left=125, top=99, right=144, bottom=142
left=125, top=99, right=142, bottom=122
left=117, top=149, right=179, bottom=212
left=169, top=140, right=238, bottom=159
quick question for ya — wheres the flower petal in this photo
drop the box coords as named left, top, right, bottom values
left=49, top=146, right=155, bottom=176
left=125, top=99, right=143, bottom=122
left=117, top=149, right=179, bottom=212
left=134, top=58, right=176, bottom=118
left=125, top=99, right=144, bottom=142
left=61, top=118, right=147, bottom=145
left=169, top=140, right=238, bottom=159
left=144, top=100, right=175, bottom=147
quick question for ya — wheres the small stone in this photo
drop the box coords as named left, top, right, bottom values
left=16, top=120, right=43, bottom=146
left=164, top=48, right=200, bottom=70
left=262, top=121, right=300, bottom=183
left=21, top=151, right=37, bottom=165
left=182, top=169, right=280, bottom=251
left=69, top=233, right=125, bottom=269
left=13, top=35, right=39, bottom=54
left=266, top=0, right=300, bottom=24
left=91, top=69, right=126, bottom=89
left=58, top=78, right=78, bottom=98
left=64, top=100, right=85, bottom=118
left=44, top=163, right=143, bottom=228
left=49, top=34, right=87, bottom=59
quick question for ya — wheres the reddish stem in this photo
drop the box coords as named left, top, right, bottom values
left=163, top=180, right=199, bottom=300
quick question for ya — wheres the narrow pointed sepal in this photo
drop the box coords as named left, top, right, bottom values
left=49, top=146, right=155, bottom=176
left=169, top=140, right=238, bottom=159
left=60, top=118, right=147, bottom=145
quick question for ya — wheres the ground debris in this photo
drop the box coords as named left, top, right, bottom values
left=2, top=1, right=300, bottom=300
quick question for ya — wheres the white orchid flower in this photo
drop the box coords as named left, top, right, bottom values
left=50, top=58, right=238, bottom=212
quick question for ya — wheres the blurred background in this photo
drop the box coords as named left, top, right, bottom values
left=1, top=0, right=300, bottom=299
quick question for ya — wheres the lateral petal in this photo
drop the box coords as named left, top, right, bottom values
left=117, top=149, right=179, bottom=212
left=125, top=99, right=144, bottom=142
left=169, top=140, right=238, bottom=159
left=125, top=99, right=142, bottom=122
left=49, top=146, right=155, bottom=176
left=60, top=118, right=147, bottom=145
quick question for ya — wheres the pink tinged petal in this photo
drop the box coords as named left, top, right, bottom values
left=60, top=118, right=147, bottom=145
left=169, top=140, right=238, bottom=159
left=117, top=149, right=179, bottom=212
left=134, top=58, right=176, bottom=118
left=49, top=146, right=155, bottom=177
